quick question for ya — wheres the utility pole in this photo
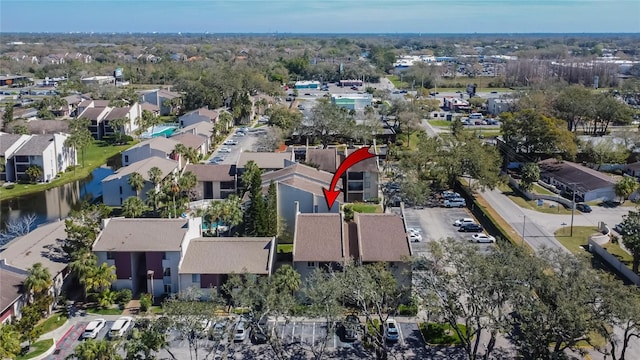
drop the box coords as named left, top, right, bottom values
left=570, top=183, right=576, bottom=237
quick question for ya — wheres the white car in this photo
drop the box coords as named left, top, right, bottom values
left=82, top=318, right=106, bottom=339
left=454, top=218, right=476, bottom=227
left=234, top=132, right=245, bottom=137
left=409, top=233, right=422, bottom=242
left=108, top=316, right=133, bottom=339
left=223, top=140, right=238, bottom=146
left=234, top=320, right=248, bottom=342
left=407, top=227, right=421, bottom=235
left=471, top=233, right=496, bottom=243
left=219, top=147, right=232, bottom=153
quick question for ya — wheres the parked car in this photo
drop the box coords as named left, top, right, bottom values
left=209, top=319, right=229, bottom=340
left=341, top=314, right=361, bottom=342
left=385, top=319, right=399, bottom=342
left=409, top=232, right=422, bottom=242
left=250, top=324, right=268, bottom=344
left=454, top=218, right=476, bottom=227
left=441, top=191, right=461, bottom=199
left=458, top=223, right=483, bottom=232
left=223, top=139, right=238, bottom=145
left=613, top=223, right=628, bottom=235
left=444, top=198, right=466, bottom=208
left=575, top=203, right=592, bottom=213
left=234, top=132, right=245, bottom=137
left=109, top=316, right=133, bottom=339
left=219, top=147, right=232, bottom=153
left=82, top=318, right=106, bottom=339
left=210, top=156, right=225, bottom=164
left=234, top=320, right=249, bottom=342
left=471, top=233, right=496, bottom=243
left=350, top=86, right=358, bottom=90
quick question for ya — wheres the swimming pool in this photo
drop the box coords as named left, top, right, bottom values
left=139, top=125, right=177, bottom=139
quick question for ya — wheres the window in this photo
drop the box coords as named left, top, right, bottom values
left=307, top=262, right=316, bottom=268
left=106, top=252, right=114, bottom=260
left=163, top=268, right=171, bottom=276
left=192, top=274, right=200, bottom=283
left=119, top=186, right=122, bottom=194
left=162, top=252, right=167, bottom=260
left=124, top=155, right=129, bottom=163
left=164, top=284, right=172, bottom=294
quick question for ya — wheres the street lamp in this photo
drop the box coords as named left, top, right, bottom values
left=570, top=183, right=577, bottom=237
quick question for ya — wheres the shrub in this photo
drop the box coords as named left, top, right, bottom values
left=398, top=303, right=418, bottom=316
left=140, top=293, right=152, bottom=312
left=4, top=184, right=15, bottom=190
left=116, top=289, right=132, bottom=308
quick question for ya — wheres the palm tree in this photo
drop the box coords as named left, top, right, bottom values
left=147, top=167, right=163, bottom=188
left=108, top=117, right=129, bottom=144
left=127, top=172, right=145, bottom=196
left=67, top=339, right=121, bottom=360
left=98, top=290, right=117, bottom=309
left=86, top=263, right=116, bottom=294
left=0, top=324, right=21, bottom=360
left=208, top=201, right=225, bottom=236
left=221, top=194, right=243, bottom=236
left=272, top=264, right=301, bottom=295
left=122, top=196, right=147, bottom=218
left=173, top=143, right=188, bottom=164
left=146, top=188, right=162, bottom=217
left=25, top=165, right=43, bottom=183
left=178, top=171, right=197, bottom=200
left=69, top=253, right=97, bottom=300
left=23, top=263, right=53, bottom=303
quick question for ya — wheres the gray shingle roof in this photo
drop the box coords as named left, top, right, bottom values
left=94, top=218, right=190, bottom=252
left=179, top=237, right=274, bottom=274
left=185, top=164, right=234, bottom=182
left=237, top=152, right=292, bottom=170
left=0, top=268, right=24, bottom=314
left=306, top=148, right=338, bottom=173
left=79, top=107, right=107, bottom=121
left=538, top=159, right=617, bottom=193
left=104, top=107, right=131, bottom=120
left=124, top=137, right=180, bottom=155
left=102, top=157, right=178, bottom=182
left=170, top=133, right=207, bottom=149
left=0, top=133, right=24, bottom=153
left=14, top=135, right=54, bottom=156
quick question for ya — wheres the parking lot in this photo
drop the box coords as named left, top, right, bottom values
left=404, top=206, right=495, bottom=257
left=45, top=320, right=115, bottom=359
left=208, top=126, right=262, bottom=165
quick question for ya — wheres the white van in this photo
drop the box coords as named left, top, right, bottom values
left=108, top=316, right=133, bottom=339
left=444, top=198, right=466, bottom=208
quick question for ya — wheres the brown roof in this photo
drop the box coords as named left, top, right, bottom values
left=179, top=237, right=274, bottom=275
left=102, top=157, right=178, bottom=182
left=538, top=158, right=616, bottom=193
left=104, top=107, right=131, bottom=120
left=141, top=102, right=160, bottom=112
left=176, top=122, right=214, bottom=137
left=79, top=107, right=107, bottom=121
left=624, top=162, right=640, bottom=172
left=185, top=164, right=234, bottom=182
left=343, top=148, right=379, bottom=173
left=170, top=133, right=207, bottom=149
left=0, top=268, right=24, bottom=313
left=94, top=218, right=192, bottom=252
left=293, top=214, right=344, bottom=262
left=355, top=213, right=410, bottom=262
left=261, top=162, right=335, bottom=185
left=237, top=152, right=292, bottom=169
left=183, top=107, right=218, bottom=120
left=306, top=148, right=338, bottom=173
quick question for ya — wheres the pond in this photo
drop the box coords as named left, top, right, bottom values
left=0, top=154, right=121, bottom=234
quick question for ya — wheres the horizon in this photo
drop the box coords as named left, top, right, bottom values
left=1, top=1, right=639, bottom=34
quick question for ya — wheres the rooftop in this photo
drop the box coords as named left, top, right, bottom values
left=94, top=218, right=191, bottom=252
left=343, top=148, right=379, bottom=173
left=355, top=213, right=411, bottom=262
left=293, top=214, right=344, bottom=262
left=237, top=151, right=293, bottom=170
left=14, top=135, right=55, bottom=156
left=0, top=220, right=69, bottom=275
left=538, top=159, right=617, bottom=193
left=103, top=106, right=131, bottom=121
left=305, top=148, right=338, bottom=173
left=78, top=107, right=107, bottom=121
left=175, top=122, right=214, bottom=137
left=182, top=107, right=219, bottom=121
left=179, top=237, right=274, bottom=275
left=0, top=268, right=25, bottom=314
left=124, top=137, right=180, bottom=155
left=102, top=156, right=178, bottom=182
left=170, top=133, right=208, bottom=149
left=0, top=133, right=26, bottom=153
left=185, top=164, right=234, bottom=182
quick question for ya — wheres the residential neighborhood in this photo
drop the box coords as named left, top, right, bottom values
left=1, top=27, right=640, bottom=360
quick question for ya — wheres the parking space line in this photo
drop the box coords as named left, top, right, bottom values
left=280, top=322, right=285, bottom=339
left=397, top=322, right=405, bottom=346
left=291, top=321, right=296, bottom=341
left=333, top=333, right=337, bottom=348
left=312, top=322, right=316, bottom=346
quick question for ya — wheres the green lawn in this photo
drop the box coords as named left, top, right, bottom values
left=464, top=128, right=501, bottom=138
left=158, top=115, right=178, bottom=123
left=602, top=241, right=633, bottom=269
left=387, top=75, right=409, bottom=89
left=554, top=226, right=601, bottom=255
left=499, top=184, right=572, bottom=215
left=0, top=140, right=134, bottom=201
left=532, top=183, right=554, bottom=196
left=277, top=244, right=293, bottom=253
left=348, top=203, right=382, bottom=213
left=419, top=323, right=466, bottom=345
left=428, top=119, right=451, bottom=127
left=35, top=311, right=68, bottom=335
left=86, top=306, right=122, bottom=315
left=16, top=339, right=54, bottom=360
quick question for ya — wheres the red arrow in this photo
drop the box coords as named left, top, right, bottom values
left=323, top=146, right=377, bottom=209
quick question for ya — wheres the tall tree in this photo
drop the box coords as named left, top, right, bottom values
left=302, top=98, right=355, bottom=148
left=67, top=339, right=122, bottom=360
left=220, top=194, right=243, bottom=236
left=122, top=196, right=148, bottom=218
left=127, top=172, right=145, bottom=196
left=0, top=324, right=21, bottom=360
left=266, top=181, right=278, bottom=236
left=619, top=207, right=640, bottom=273
left=147, top=167, right=163, bottom=187
left=85, top=262, right=116, bottom=295
left=23, top=262, right=53, bottom=303
left=25, top=165, right=43, bottom=183
left=614, top=176, right=639, bottom=204
left=2, top=102, right=14, bottom=131
left=242, top=161, right=268, bottom=236
left=65, top=117, right=93, bottom=167
left=519, top=162, right=541, bottom=192
left=108, top=117, right=129, bottom=144
left=552, top=85, right=594, bottom=132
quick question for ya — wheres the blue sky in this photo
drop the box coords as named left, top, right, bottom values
left=1, top=0, right=639, bottom=33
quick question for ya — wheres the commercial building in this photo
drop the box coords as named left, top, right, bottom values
left=331, top=94, right=372, bottom=111
left=294, top=81, right=320, bottom=89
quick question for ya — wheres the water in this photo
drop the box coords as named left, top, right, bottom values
left=0, top=154, right=120, bottom=233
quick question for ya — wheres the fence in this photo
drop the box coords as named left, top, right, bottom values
left=507, top=176, right=574, bottom=208
left=588, top=237, right=640, bottom=285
